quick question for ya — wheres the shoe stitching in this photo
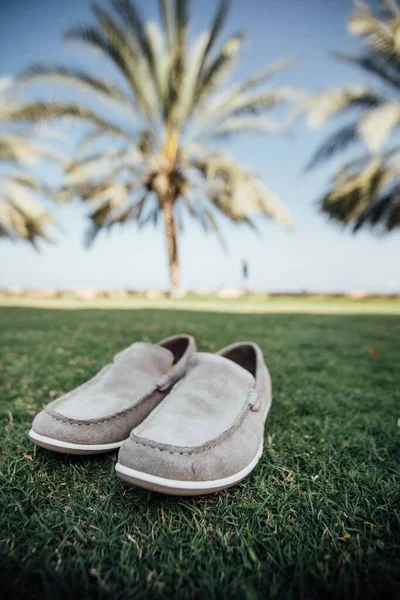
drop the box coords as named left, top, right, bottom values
left=50, top=342, right=176, bottom=412
left=46, top=385, right=163, bottom=426
left=129, top=402, right=255, bottom=455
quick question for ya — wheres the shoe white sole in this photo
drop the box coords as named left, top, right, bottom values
left=115, top=439, right=264, bottom=496
left=29, top=430, right=125, bottom=455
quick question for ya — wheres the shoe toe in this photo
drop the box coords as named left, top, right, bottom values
left=117, top=432, right=249, bottom=483
left=31, top=409, right=69, bottom=441
left=31, top=409, right=105, bottom=446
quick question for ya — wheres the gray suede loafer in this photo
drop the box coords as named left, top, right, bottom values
left=29, top=334, right=196, bottom=455
left=116, top=342, right=272, bottom=495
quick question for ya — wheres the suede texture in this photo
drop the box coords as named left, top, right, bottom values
left=118, top=342, right=272, bottom=481
left=31, top=334, right=196, bottom=445
left=32, top=389, right=166, bottom=445
left=134, top=353, right=254, bottom=447
left=52, top=343, right=174, bottom=420
left=119, top=405, right=263, bottom=481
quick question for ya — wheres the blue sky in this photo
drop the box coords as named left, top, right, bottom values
left=1, top=0, right=399, bottom=293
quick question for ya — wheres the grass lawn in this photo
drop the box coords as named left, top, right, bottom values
left=1, top=292, right=400, bottom=315
left=0, top=307, right=399, bottom=599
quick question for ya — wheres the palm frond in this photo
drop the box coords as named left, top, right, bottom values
left=112, top=0, right=152, bottom=63
left=220, top=88, right=299, bottom=120
left=111, top=0, right=166, bottom=105
left=201, top=59, right=297, bottom=126
left=199, top=0, right=230, bottom=71
left=175, top=0, right=190, bottom=46
left=0, top=86, right=63, bottom=245
left=170, top=1, right=232, bottom=125
left=92, top=2, right=159, bottom=119
left=194, top=63, right=298, bottom=127
left=0, top=133, right=64, bottom=165
left=171, top=31, right=210, bottom=127
left=65, top=19, right=156, bottom=121
left=158, top=0, right=174, bottom=51
left=207, top=116, right=284, bottom=139
left=334, top=51, right=400, bottom=91
left=76, top=124, right=132, bottom=156
left=305, top=123, right=359, bottom=170
left=84, top=181, right=134, bottom=244
left=9, top=102, right=133, bottom=142
left=236, top=58, right=298, bottom=95
left=138, top=196, right=160, bottom=228
left=193, top=151, right=293, bottom=227
left=164, top=1, right=191, bottom=124
left=202, top=206, right=227, bottom=249
left=65, top=24, right=132, bottom=81
left=194, top=33, right=245, bottom=106
left=384, top=0, right=400, bottom=19
left=353, top=183, right=400, bottom=230
left=358, top=101, right=400, bottom=151
left=145, top=22, right=169, bottom=105
left=66, top=146, right=141, bottom=185
left=320, top=157, right=394, bottom=226
left=0, top=136, right=21, bottom=163
left=348, top=1, right=400, bottom=59
left=302, top=87, right=383, bottom=129
left=6, top=172, right=56, bottom=199
left=19, top=65, right=134, bottom=107
left=0, top=182, right=54, bottom=246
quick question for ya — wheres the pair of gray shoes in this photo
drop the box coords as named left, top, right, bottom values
left=29, top=335, right=272, bottom=495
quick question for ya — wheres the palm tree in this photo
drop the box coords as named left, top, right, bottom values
left=0, top=78, right=57, bottom=246
left=18, top=0, right=295, bottom=295
left=302, top=0, right=400, bottom=233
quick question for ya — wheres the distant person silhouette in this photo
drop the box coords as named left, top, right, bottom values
left=242, top=259, right=249, bottom=292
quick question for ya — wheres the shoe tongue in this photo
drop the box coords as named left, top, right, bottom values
left=114, top=341, right=174, bottom=372
left=186, top=352, right=254, bottom=387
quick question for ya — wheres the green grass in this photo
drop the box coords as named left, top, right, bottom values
left=0, top=307, right=399, bottom=599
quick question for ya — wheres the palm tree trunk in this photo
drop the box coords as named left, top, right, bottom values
left=162, top=196, right=181, bottom=296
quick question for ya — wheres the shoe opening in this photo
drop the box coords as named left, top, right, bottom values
left=160, top=336, right=189, bottom=364
left=220, top=344, right=257, bottom=377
